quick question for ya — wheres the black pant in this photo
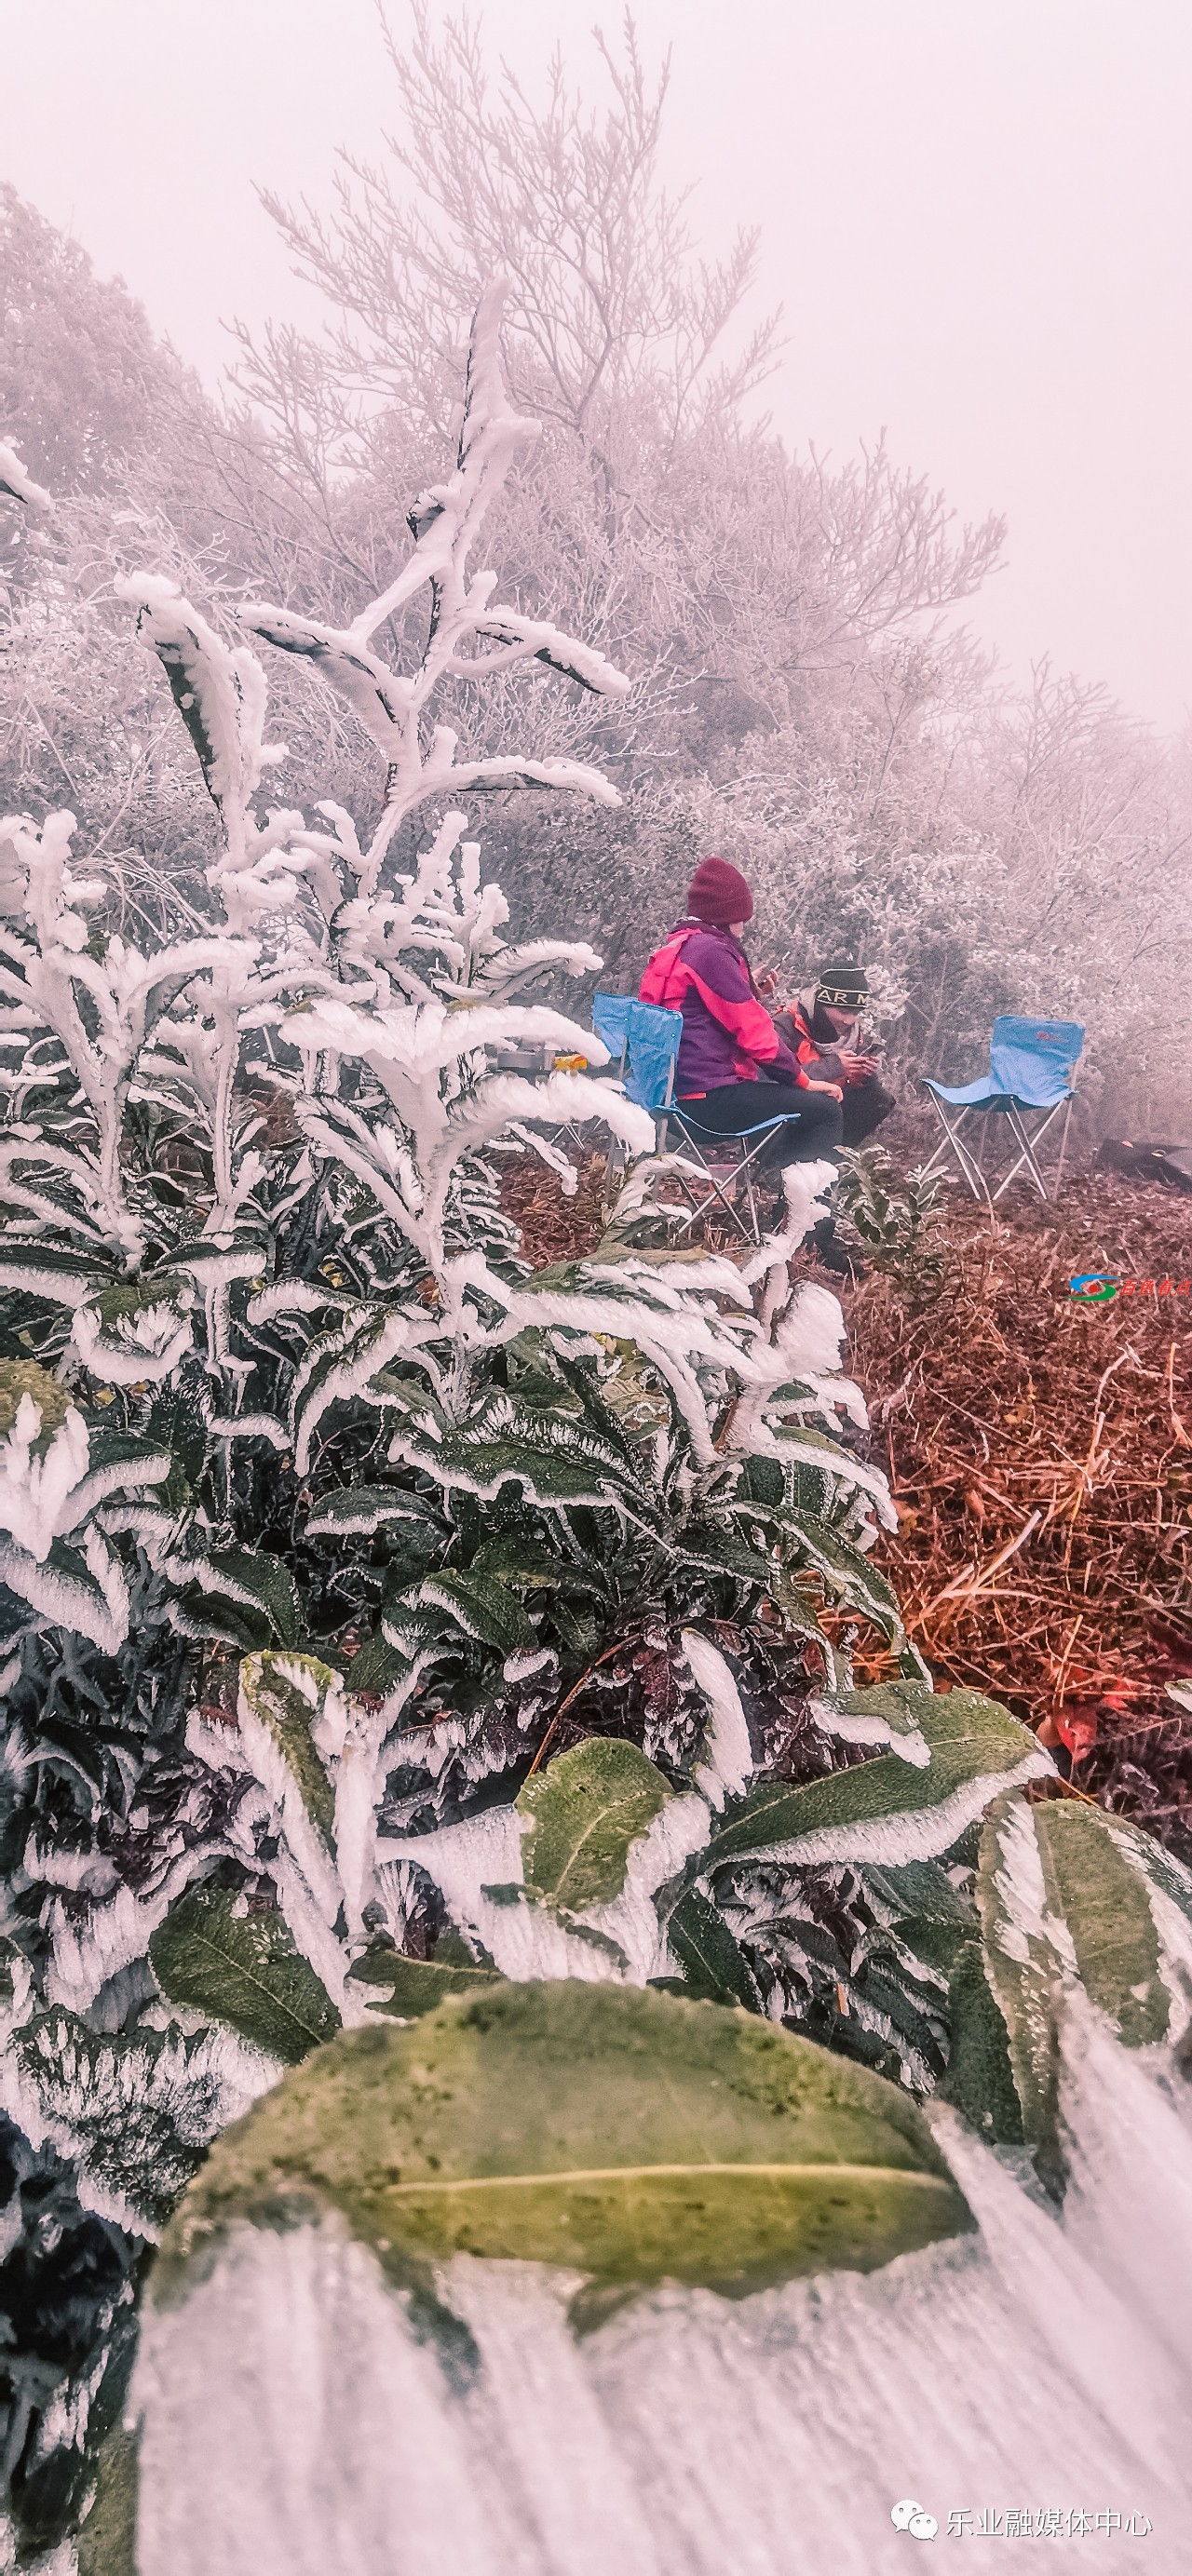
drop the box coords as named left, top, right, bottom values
left=674, top=1082, right=844, bottom=1168
left=840, top=1075, right=896, bottom=1150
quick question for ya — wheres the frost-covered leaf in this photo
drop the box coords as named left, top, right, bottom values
left=682, top=1628, right=755, bottom=1810
left=305, top=1486, right=432, bottom=1541
left=171, top=1548, right=302, bottom=1652
left=237, top=1651, right=340, bottom=1851
left=938, top=1940, right=1026, bottom=2152
left=811, top=1683, right=932, bottom=1771
left=790, top=1517, right=905, bottom=1642
left=150, top=1884, right=341, bottom=2067
left=517, top=1737, right=673, bottom=1915
left=119, top=577, right=277, bottom=826
left=3, top=2007, right=253, bottom=2231
left=1035, top=1802, right=1175, bottom=2045
left=72, top=1284, right=193, bottom=1386
left=291, top=1303, right=427, bottom=1475
left=156, top=1983, right=971, bottom=2303
left=971, top=1794, right=1060, bottom=2162
left=393, top=1388, right=641, bottom=1510
left=0, top=1529, right=130, bottom=1653
left=345, top=1941, right=500, bottom=2020
left=0, top=1244, right=111, bottom=1309
left=663, top=1885, right=765, bottom=2009
left=861, top=1858, right=977, bottom=1972
left=416, top=1570, right=535, bottom=1658
left=343, top=1630, right=410, bottom=1699
left=467, top=1534, right=574, bottom=1589
left=697, top=1690, right=1051, bottom=1878
left=978, top=1792, right=1192, bottom=2089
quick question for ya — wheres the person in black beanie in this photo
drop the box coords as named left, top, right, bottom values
left=772, top=964, right=896, bottom=1150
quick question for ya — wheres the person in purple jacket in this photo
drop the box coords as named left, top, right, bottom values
left=639, top=857, right=844, bottom=1169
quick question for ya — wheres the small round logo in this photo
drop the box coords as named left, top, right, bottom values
left=891, top=2500, right=938, bottom=2541
left=1069, top=1273, right=1120, bottom=1302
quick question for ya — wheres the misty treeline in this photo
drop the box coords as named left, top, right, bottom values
left=2, top=6, right=1188, bottom=1135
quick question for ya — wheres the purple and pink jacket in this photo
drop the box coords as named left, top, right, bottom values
left=639, top=920, right=806, bottom=1098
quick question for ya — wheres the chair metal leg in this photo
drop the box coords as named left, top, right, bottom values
left=1054, top=1093, right=1075, bottom=1195
left=992, top=1101, right=1064, bottom=1202
left=924, top=1093, right=985, bottom=1199
left=669, top=1146, right=755, bottom=1242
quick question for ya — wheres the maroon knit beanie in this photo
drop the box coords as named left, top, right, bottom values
left=685, top=856, right=753, bottom=927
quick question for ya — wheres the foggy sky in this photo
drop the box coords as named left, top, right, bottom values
left=3, top=0, right=1190, bottom=730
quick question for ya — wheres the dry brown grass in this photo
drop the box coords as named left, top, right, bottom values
left=499, top=1149, right=1192, bottom=1863
left=832, top=1174, right=1192, bottom=1860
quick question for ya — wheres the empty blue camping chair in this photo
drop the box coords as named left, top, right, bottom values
left=591, top=993, right=809, bottom=1244
left=920, top=1014, right=1083, bottom=1202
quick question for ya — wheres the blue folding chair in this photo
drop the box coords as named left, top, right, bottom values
left=591, top=994, right=808, bottom=1244
left=920, top=1014, right=1083, bottom=1202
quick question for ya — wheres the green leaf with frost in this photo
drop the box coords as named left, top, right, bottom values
left=966, top=1796, right=1192, bottom=2178
left=468, top=1534, right=574, bottom=1590
left=305, top=1486, right=433, bottom=1540
left=697, top=1690, right=1051, bottom=1876
left=392, top=1388, right=643, bottom=1510
left=171, top=1547, right=302, bottom=1652
left=1036, top=1802, right=1173, bottom=2045
left=790, top=1517, right=904, bottom=1642
left=812, top=1682, right=935, bottom=1769
left=938, top=1941, right=1025, bottom=2151
left=518, top=1737, right=673, bottom=1914
left=7, top=2008, right=226, bottom=2228
left=147, top=1370, right=210, bottom=1489
left=981, top=1795, right=1189, bottom=2070
left=151, top=1884, right=341, bottom=2065
left=0, top=1245, right=110, bottom=1308
left=344, top=1630, right=409, bottom=1698
left=674, top=1522, right=778, bottom=1585
left=664, top=1886, right=765, bottom=2010
left=972, top=1794, right=1061, bottom=2163
left=156, top=1983, right=972, bottom=2306
left=415, top=1570, right=535, bottom=1657
left=862, top=1858, right=977, bottom=1973
left=237, top=1652, right=340, bottom=1848
left=346, top=1944, right=501, bottom=2019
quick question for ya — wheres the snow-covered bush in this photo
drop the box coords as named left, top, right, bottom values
left=0, top=292, right=1090, bottom=2568
left=0, top=292, right=964, bottom=2550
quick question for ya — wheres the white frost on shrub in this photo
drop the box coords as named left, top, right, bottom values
left=72, top=1299, right=194, bottom=1385
left=683, top=1630, right=755, bottom=1810
left=0, top=439, right=53, bottom=511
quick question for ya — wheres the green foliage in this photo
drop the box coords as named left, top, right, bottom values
left=518, top=1737, right=673, bottom=1915
left=150, top=1887, right=341, bottom=2068
left=237, top=1653, right=341, bottom=1849
left=156, top=1984, right=972, bottom=2308
left=683, top=1688, right=1049, bottom=1877
left=835, top=1147, right=949, bottom=1300
left=663, top=1885, right=765, bottom=2011
left=938, top=1944, right=1026, bottom=2149
left=922, top=1793, right=1192, bottom=2190
left=346, top=1941, right=500, bottom=2020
